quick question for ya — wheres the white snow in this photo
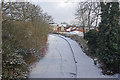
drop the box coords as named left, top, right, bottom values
left=72, top=27, right=76, bottom=30
left=69, top=31, right=84, bottom=37
left=60, top=31, right=84, bottom=37
left=66, top=27, right=72, bottom=32
left=29, top=34, right=118, bottom=78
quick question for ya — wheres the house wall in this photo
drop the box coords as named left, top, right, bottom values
left=61, top=26, right=64, bottom=31
left=53, top=26, right=58, bottom=31
left=57, top=27, right=66, bottom=32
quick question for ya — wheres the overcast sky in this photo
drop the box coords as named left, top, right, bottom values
left=32, top=2, right=78, bottom=24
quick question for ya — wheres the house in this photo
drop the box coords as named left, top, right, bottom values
left=67, top=27, right=83, bottom=32
left=77, top=28, right=83, bottom=32
left=50, top=24, right=58, bottom=32
left=57, top=24, right=67, bottom=32
left=71, top=27, right=77, bottom=31
left=68, top=27, right=84, bottom=37
left=66, top=27, right=72, bottom=32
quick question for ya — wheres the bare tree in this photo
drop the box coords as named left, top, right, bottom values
left=75, top=2, right=88, bottom=35
left=92, top=2, right=101, bottom=30
left=75, top=2, right=101, bottom=34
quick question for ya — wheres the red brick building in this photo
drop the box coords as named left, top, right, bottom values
left=57, top=24, right=67, bottom=32
left=57, top=27, right=66, bottom=32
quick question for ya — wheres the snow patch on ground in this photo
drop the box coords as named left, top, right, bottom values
left=59, top=31, right=84, bottom=37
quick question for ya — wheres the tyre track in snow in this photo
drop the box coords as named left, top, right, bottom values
left=53, top=34, right=78, bottom=79
left=30, top=34, right=117, bottom=78
left=54, top=38, right=65, bottom=77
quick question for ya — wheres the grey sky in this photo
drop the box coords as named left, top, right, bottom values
left=32, top=2, right=78, bottom=24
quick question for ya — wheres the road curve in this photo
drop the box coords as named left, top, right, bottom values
left=29, top=34, right=117, bottom=78
left=29, top=34, right=77, bottom=78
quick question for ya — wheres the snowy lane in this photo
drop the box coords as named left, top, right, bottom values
left=29, top=34, right=117, bottom=78
left=29, top=34, right=77, bottom=78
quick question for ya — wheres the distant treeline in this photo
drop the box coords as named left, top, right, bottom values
left=2, top=2, right=52, bottom=79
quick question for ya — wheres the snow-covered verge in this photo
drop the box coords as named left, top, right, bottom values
left=55, top=33, right=89, bottom=57
left=58, top=35, right=119, bottom=78
left=59, top=31, right=84, bottom=37
left=29, top=34, right=119, bottom=78
left=56, top=33, right=120, bottom=78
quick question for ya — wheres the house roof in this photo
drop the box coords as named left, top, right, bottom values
left=77, top=28, right=83, bottom=32
left=50, top=24, right=58, bottom=26
left=58, top=24, right=67, bottom=27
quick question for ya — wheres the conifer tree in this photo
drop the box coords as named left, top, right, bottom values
left=98, top=2, right=120, bottom=74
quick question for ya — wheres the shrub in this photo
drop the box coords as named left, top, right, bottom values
left=2, top=1, right=52, bottom=78
left=84, top=30, right=98, bottom=57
